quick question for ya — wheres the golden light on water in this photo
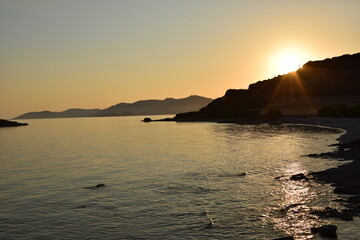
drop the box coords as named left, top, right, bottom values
left=267, top=161, right=336, bottom=240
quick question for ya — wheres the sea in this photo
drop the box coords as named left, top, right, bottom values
left=0, top=115, right=359, bottom=240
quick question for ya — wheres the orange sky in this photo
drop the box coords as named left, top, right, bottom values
left=1, top=0, right=359, bottom=119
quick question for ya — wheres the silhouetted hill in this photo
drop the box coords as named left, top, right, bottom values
left=0, top=119, right=28, bottom=127
left=94, top=95, right=213, bottom=117
left=175, top=53, right=360, bottom=121
left=14, top=96, right=212, bottom=119
left=15, top=108, right=101, bottom=119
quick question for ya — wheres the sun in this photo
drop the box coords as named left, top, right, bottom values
left=278, top=54, right=302, bottom=73
left=273, top=48, right=308, bottom=75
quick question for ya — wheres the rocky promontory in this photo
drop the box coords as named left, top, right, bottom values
left=173, top=53, right=360, bottom=121
left=0, top=119, right=28, bottom=127
left=309, top=139, right=360, bottom=217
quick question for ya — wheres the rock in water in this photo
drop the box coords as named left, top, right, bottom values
left=84, top=184, right=105, bottom=189
left=310, top=207, right=353, bottom=221
left=311, top=225, right=337, bottom=238
left=290, top=173, right=307, bottom=180
left=142, top=118, right=152, bottom=122
left=237, top=172, right=247, bottom=176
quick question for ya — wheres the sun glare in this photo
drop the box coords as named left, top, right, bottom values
left=273, top=48, right=308, bottom=75
left=279, top=55, right=301, bottom=73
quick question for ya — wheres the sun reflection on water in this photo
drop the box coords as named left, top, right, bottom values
left=265, top=162, right=334, bottom=240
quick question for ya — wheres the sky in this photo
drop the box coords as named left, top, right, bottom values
left=1, top=0, right=359, bottom=119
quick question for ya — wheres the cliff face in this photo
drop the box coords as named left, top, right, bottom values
left=175, top=53, right=360, bottom=120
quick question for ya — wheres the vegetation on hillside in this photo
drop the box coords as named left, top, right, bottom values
left=175, top=53, right=360, bottom=121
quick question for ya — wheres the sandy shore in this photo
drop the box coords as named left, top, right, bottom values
left=158, top=116, right=360, bottom=143
left=274, top=116, right=360, bottom=143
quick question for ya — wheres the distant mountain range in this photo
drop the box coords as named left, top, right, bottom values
left=14, top=95, right=213, bottom=119
left=94, top=95, right=213, bottom=117
left=175, top=53, right=360, bottom=121
left=15, top=109, right=101, bottom=119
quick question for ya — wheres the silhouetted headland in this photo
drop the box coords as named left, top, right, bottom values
left=0, top=119, right=28, bottom=127
left=307, top=138, right=360, bottom=219
left=153, top=53, right=360, bottom=237
left=170, top=53, right=360, bottom=122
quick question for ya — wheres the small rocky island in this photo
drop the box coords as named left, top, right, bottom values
left=0, top=119, right=28, bottom=127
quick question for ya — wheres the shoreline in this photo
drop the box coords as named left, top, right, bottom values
left=0, top=119, right=28, bottom=127
left=154, top=116, right=359, bottom=142
left=274, top=118, right=360, bottom=219
left=271, top=116, right=360, bottom=143
left=156, top=116, right=360, bottom=142
left=153, top=116, right=360, bottom=238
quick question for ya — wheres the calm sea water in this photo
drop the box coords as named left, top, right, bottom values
left=0, top=116, right=358, bottom=239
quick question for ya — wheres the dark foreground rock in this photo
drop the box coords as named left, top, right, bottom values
left=310, top=207, right=353, bottom=221
left=311, top=224, right=337, bottom=238
left=310, top=142, right=360, bottom=195
left=290, top=173, right=308, bottom=180
left=0, top=119, right=28, bottom=127
left=309, top=139, right=360, bottom=220
left=312, top=159, right=360, bottom=195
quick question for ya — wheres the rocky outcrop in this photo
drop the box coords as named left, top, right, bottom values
left=309, top=139, right=360, bottom=221
left=311, top=225, right=337, bottom=239
left=310, top=207, right=353, bottom=221
left=290, top=173, right=308, bottom=180
left=0, top=119, right=28, bottom=127
left=142, top=118, right=152, bottom=122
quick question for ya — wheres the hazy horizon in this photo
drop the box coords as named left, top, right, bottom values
left=1, top=0, right=359, bottom=119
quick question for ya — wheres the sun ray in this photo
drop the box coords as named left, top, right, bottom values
left=266, top=70, right=316, bottom=115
